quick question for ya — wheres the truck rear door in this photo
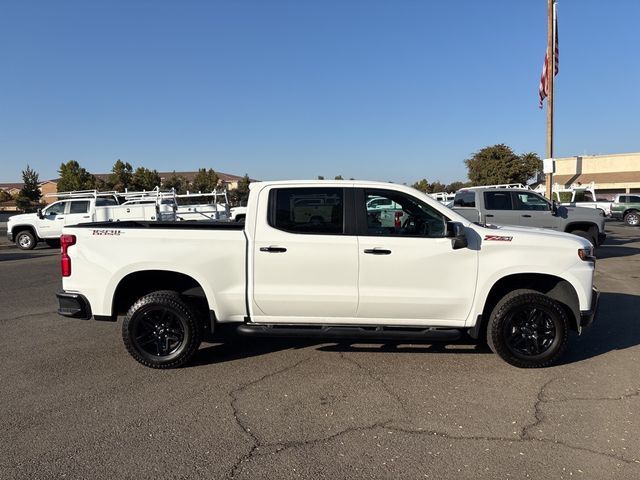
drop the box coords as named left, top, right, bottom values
left=64, top=200, right=92, bottom=227
left=482, top=191, right=521, bottom=227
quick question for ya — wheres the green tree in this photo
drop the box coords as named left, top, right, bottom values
left=429, top=181, right=446, bottom=193
left=334, top=175, right=343, bottom=180
left=229, top=174, right=251, bottom=205
left=317, top=175, right=325, bottom=180
left=0, top=190, right=12, bottom=202
left=412, top=179, right=430, bottom=193
left=191, top=168, right=219, bottom=192
left=465, top=144, right=542, bottom=186
left=163, top=171, right=188, bottom=194
left=108, top=159, right=133, bottom=191
left=131, top=167, right=161, bottom=191
left=445, top=181, right=468, bottom=192
left=16, top=165, right=42, bottom=212
left=57, top=160, right=96, bottom=192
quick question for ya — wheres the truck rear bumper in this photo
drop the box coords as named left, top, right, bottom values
left=56, top=291, right=92, bottom=320
left=578, top=287, right=599, bottom=334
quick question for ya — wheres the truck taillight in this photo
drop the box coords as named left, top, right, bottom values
left=60, top=234, right=76, bottom=277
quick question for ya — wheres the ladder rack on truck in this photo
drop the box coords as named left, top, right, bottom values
left=174, top=189, right=231, bottom=221
left=46, top=190, right=119, bottom=200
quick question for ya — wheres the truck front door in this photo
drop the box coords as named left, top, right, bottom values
left=251, top=187, right=359, bottom=321
left=37, top=201, right=67, bottom=238
left=356, top=189, right=477, bottom=323
left=513, top=191, right=559, bottom=230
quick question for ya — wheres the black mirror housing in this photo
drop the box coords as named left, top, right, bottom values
left=551, top=200, right=559, bottom=216
left=37, top=208, right=44, bottom=219
left=446, top=221, right=468, bottom=250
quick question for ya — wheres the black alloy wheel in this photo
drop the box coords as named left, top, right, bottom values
left=487, top=289, right=568, bottom=368
left=122, top=290, right=202, bottom=368
left=133, top=308, right=186, bottom=358
left=503, top=306, right=556, bottom=358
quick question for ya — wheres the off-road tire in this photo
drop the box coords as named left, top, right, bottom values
left=487, top=289, right=569, bottom=368
left=16, top=230, right=36, bottom=250
left=122, top=290, right=202, bottom=369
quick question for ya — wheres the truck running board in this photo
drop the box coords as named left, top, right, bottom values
left=236, top=324, right=461, bottom=342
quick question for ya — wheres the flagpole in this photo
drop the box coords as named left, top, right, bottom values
left=545, top=0, right=555, bottom=199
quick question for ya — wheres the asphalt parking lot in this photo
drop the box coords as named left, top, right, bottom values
left=1, top=222, right=639, bottom=479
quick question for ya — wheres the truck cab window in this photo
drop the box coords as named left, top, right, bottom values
left=363, top=189, right=446, bottom=237
left=70, top=201, right=90, bottom=214
left=454, top=190, right=476, bottom=208
left=484, top=192, right=513, bottom=210
left=515, top=192, right=550, bottom=211
left=270, top=188, right=344, bottom=234
left=45, top=202, right=66, bottom=216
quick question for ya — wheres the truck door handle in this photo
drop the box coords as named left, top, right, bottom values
left=83, top=216, right=91, bottom=218
left=364, top=248, right=392, bottom=255
left=485, top=214, right=494, bottom=218
left=522, top=214, right=532, bottom=218
left=260, top=246, right=287, bottom=253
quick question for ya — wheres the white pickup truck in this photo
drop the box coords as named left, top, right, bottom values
left=7, top=193, right=176, bottom=250
left=56, top=180, right=599, bottom=369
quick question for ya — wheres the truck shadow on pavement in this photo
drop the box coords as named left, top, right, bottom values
left=0, top=251, right=58, bottom=262
left=560, top=291, right=640, bottom=365
left=596, top=233, right=640, bottom=259
left=190, top=333, right=488, bottom=367
left=191, top=292, right=638, bottom=367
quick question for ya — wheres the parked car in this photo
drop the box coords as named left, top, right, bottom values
left=56, top=180, right=598, bottom=370
left=610, top=194, right=640, bottom=226
left=452, top=187, right=607, bottom=246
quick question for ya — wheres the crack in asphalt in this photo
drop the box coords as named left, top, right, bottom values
left=338, top=351, right=412, bottom=420
left=520, top=378, right=557, bottom=440
left=544, top=388, right=640, bottom=403
left=227, top=366, right=640, bottom=478
left=228, top=357, right=311, bottom=479
left=0, top=310, right=55, bottom=323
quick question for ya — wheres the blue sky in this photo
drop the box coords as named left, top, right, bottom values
left=1, top=0, right=639, bottom=184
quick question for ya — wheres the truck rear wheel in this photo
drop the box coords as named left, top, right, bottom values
left=16, top=230, right=37, bottom=250
left=122, top=290, right=202, bottom=369
left=487, top=289, right=568, bottom=368
left=624, top=211, right=639, bottom=226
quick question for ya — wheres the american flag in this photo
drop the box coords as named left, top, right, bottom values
left=539, top=4, right=559, bottom=108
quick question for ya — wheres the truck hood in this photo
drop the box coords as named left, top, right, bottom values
left=7, top=213, right=37, bottom=224
left=474, top=223, right=591, bottom=248
left=558, top=205, right=604, bottom=220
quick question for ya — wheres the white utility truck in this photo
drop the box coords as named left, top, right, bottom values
left=56, top=180, right=599, bottom=369
left=7, top=189, right=176, bottom=250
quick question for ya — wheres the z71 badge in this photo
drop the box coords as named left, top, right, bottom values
left=92, top=229, right=122, bottom=236
left=484, top=235, right=513, bottom=242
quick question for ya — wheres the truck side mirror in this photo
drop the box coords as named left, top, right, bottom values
left=446, top=221, right=468, bottom=250
left=37, top=208, right=44, bottom=219
left=551, top=200, right=558, bottom=216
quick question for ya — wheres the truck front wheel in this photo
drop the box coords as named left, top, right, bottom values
left=16, top=230, right=37, bottom=250
left=122, top=290, right=202, bottom=369
left=487, top=289, right=569, bottom=368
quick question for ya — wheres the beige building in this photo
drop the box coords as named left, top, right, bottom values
left=552, top=152, right=640, bottom=196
